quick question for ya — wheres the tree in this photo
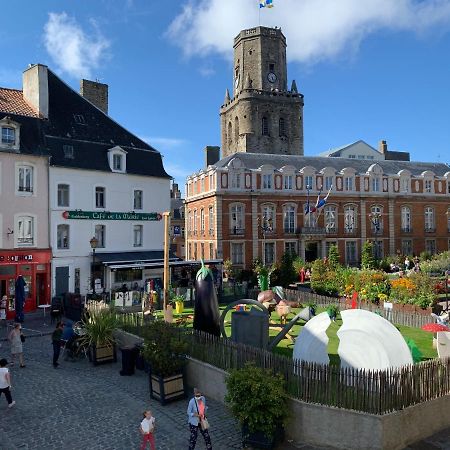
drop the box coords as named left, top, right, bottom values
left=277, top=252, right=298, bottom=287
left=361, top=241, right=376, bottom=269
left=328, top=244, right=340, bottom=269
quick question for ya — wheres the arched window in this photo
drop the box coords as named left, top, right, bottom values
left=283, top=205, right=296, bottom=233
left=234, top=117, right=239, bottom=143
left=262, top=116, right=269, bottom=136
left=370, top=205, right=383, bottom=234
left=230, top=204, right=244, bottom=235
left=228, top=122, right=232, bottom=146
left=424, top=207, right=435, bottom=232
left=401, top=206, right=411, bottom=232
left=344, top=205, right=357, bottom=233
left=261, top=204, right=276, bottom=231
left=324, top=205, right=337, bottom=233
left=279, top=117, right=286, bottom=137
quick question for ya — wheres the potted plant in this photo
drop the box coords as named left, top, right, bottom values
left=225, top=363, right=288, bottom=449
left=142, top=320, right=188, bottom=405
left=80, top=308, right=118, bottom=365
left=173, top=294, right=185, bottom=314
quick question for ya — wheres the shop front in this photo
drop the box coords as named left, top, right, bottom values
left=0, top=249, right=51, bottom=320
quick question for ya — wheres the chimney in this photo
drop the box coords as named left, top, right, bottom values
left=80, top=79, right=108, bottom=114
left=171, top=182, right=181, bottom=199
left=23, top=64, right=49, bottom=119
left=205, top=146, right=221, bottom=168
left=378, top=140, right=388, bottom=154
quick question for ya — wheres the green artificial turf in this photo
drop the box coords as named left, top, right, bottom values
left=156, top=304, right=438, bottom=362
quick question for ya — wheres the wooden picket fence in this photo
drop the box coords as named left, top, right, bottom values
left=114, top=312, right=450, bottom=415
left=184, top=330, right=450, bottom=415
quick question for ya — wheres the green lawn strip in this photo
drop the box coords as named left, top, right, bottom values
left=152, top=304, right=438, bottom=361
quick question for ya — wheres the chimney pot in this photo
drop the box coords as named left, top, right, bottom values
left=379, top=140, right=388, bottom=154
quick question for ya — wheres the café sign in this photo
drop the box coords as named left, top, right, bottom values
left=62, top=211, right=162, bottom=221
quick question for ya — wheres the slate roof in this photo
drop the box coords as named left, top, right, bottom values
left=213, top=152, right=450, bottom=177
left=0, top=88, right=40, bottom=117
left=0, top=68, right=170, bottom=179
left=317, top=140, right=377, bottom=157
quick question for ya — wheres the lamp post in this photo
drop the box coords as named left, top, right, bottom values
left=89, top=236, right=98, bottom=296
left=369, top=211, right=381, bottom=261
left=257, top=214, right=273, bottom=266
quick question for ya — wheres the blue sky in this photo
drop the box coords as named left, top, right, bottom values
left=2, top=0, right=450, bottom=189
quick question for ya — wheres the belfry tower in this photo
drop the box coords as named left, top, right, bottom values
left=220, top=26, right=304, bottom=158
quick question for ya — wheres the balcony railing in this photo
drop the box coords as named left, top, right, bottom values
left=300, top=227, right=327, bottom=236
left=401, top=227, right=412, bottom=233
left=230, top=227, right=245, bottom=235
left=425, top=227, right=436, bottom=233
left=283, top=227, right=296, bottom=234
left=17, top=237, right=34, bottom=245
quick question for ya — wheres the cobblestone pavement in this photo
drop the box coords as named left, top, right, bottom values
left=0, top=315, right=449, bottom=450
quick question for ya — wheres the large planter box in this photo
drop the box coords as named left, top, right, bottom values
left=89, top=343, right=117, bottom=366
left=242, top=424, right=284, bottom=449
left=149, top=371, right=186, bottom=405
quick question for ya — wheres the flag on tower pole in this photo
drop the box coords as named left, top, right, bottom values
left=260, top=0, right=274, bottom=8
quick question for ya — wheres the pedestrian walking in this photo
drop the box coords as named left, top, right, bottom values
left=187, top=388, right=212, bottom=450
left=139, top=409, right=156, bottom=450
left=0, top=358, right=15, bottom=408
left=8, top=323, right=25, bottom=367
left=52, top=321, right=64, bottom=368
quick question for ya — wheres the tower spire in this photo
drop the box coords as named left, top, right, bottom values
left=224, top=88, right=231, bottom=104
left=291, top=79, right=298, bottom=93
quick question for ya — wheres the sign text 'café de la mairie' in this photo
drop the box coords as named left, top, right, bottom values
left=62, top=211, right=163, bottom=221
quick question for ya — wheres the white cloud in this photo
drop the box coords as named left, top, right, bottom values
left=164, top=162, right=193, bottom=181
left=44, top=12, right=110, bottom=79
left=166, top=0, right=450, bottom=64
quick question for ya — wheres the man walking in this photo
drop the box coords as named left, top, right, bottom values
left=0, top=358, right=15, bottom=408
left=52, top=321, right=64, bottom=368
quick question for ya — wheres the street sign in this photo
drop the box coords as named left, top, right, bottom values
left=62, top=211, right=162, bottom=221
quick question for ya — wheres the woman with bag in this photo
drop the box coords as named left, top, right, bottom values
left=187, top=387, right=212, bottom=449
left=8, top=323, right=25, bottom=368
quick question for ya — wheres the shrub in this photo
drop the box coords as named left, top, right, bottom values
left=328, top=244, right=341, bottom=269
left=361, top=241, right=376, bottom=269
left=225, top=364, right=289, bottom=438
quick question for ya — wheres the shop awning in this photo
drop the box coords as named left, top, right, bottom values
left=95, top=250, right=180, bottom=267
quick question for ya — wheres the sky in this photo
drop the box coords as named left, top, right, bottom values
left=2, top=0, right=450, bottom=190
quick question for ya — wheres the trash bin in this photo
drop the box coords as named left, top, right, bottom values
left=120, top=346, right=138, bottom=376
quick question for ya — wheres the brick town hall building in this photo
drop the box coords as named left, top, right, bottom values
left=185, top=26, right=450, bottom=269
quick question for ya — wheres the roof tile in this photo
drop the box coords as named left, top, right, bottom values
left=0, top=88, right=39, bottom=117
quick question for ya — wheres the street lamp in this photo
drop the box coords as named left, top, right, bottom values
left=257, top=214, right=273, bottom=265
left=89, top=236, right=99, bottom=296
left=369, top=211, right=382, bottom=260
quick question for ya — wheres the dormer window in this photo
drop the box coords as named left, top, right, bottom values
left=2, top=127, right=15, bottom=144
left=73, top=114, right=86, bottom=125
left=108, top=146, right=127, bottom=173
left=0, top=117, right=20, bottom=151
left=63, top=145, right=74, bottom=159
left=113, top=154, right=123, bottom=171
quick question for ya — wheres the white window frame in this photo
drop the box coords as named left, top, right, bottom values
left=345, top=240, right=358, bottom=265
left=108, top=146, right=127, bottom=173
left=262, top=174, right=273, bottom=189
left=425, top=239, right=436, bottom=255
left=424, top=206, right=435, bottom=232
left=344, top=176, right=353, bottom=191
left=208, top=206, right=214, bottom=234
left=284, top=241, right=297, bottom=256
left=95, top=186, right=106, bottom=209
left=401, top=239, right=412, bottom=256
left=133, top=224, right=143, bottom=247
left=230, top=204, right=244, bottom=234
left=283, top=204, right=296, bottom=233
left=324, top=205, right=337, bottom=233
left=57, top=183, right=70, bottom=207
left=231, top=172, right=241, bottom=189
left=57, top=224, right=70, bottom=249
left=324, top=176, right=333, bottom=191
left=16, top=164, right=34, bottom=196
left=200, top=208, right=205, bottom=233
left=370, top=205, right=383, bottom=234
left=283, top=175, right=293, bottom=190
left=401, top=206, right=411, bottom=232
left=371, top=177, right=380, bottom=192
left=264, top=242, right=275, bottom=265
left=94, top=224, right=106, bottom=248
left=261, top=204, right=276, bottom=231
left=0, top=118, right=20, bottom=151
left=15, top=215, right=35, bottom=247
left=344, top=205, right=357, bottom=233
left=133, top=189, right=143, bottom=210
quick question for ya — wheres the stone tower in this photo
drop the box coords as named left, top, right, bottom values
left=220, top=27, right=304, bottom=158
